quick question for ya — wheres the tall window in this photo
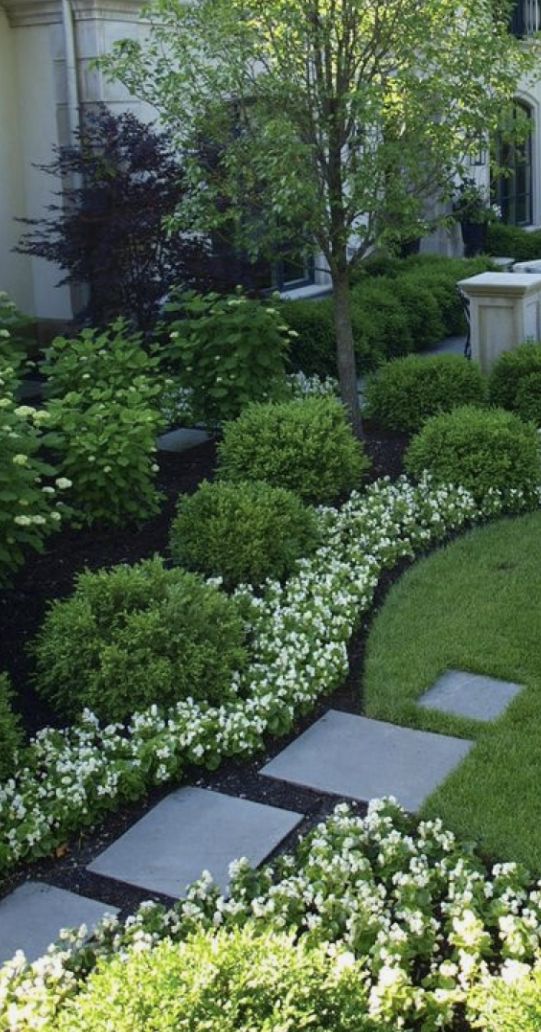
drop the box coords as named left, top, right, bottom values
left=510, top=0, right=541, bottom=36
left=493, top=101, right=533, bottom=226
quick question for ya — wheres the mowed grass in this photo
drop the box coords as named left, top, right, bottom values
left=363, top=511, right=541, bottom=869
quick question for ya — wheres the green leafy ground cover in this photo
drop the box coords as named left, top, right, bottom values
left=364, top=511, right=541, bottom=869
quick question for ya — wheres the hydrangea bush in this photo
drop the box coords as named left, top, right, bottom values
left=42, top=322, right=165, bottom=527
left=4, top=800, right=541, bottom=1031
left=0, top=362, right=64, bottom=585
left=0, top=474, right=538, bottom=881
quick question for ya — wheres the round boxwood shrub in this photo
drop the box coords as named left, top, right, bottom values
left=0, top=673, right=24, bottom=780
left=56, top=926, right=372, bottom=1032
left=364, top=354, right=487, bottom=432
left=489, top=343, right=541, bottom=416
left=170, top=479, right=319, bottom=587
left=405, top=405, right=541, bottom=500
left=31, top=558, right=247, bottom=722
left=217, top=397, right=369, bottom=503
left=515, top=371, right=541, bottom=426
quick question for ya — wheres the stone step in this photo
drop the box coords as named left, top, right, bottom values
left=261, top=710, right=472, bottom=812
left=419, top=670, right=523, bottom=722
left=157, top=428, right=209, bottom=452
left=88, top=787, right=303, bottom=898
left=0, top=882, right=118, bottom=965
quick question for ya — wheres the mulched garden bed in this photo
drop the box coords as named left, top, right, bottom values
left=0, top=422, right=408, bottom=912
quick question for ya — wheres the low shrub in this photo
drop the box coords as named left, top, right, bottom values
left=487, top=221, right=541, bottom=262
left=167, top=289, right=291, bottom=425
left=170, top=479, right=320, bottom=587
left=42, top=320, right=160, bottom=398
left=32, top=558, right=248, bottom=722
left=0, top=673, right=24, bottom=780
left=350, top=279, right=414, bottom=360
left=405, top=405, right=541, bottom=500
left=0, top=363, right=61, bottom=585
left=55, top=925, right=373, bottom=1032
left=515, top=371, right=541, bottom=426
left=218, top=397, right=369, bottom=503
left=469, top=969, right=541, bottom=1031
left=364, top=354, right=486, bottom=432
left=488, top=342, right=541, bottom=416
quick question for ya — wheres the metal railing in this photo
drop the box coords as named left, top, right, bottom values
left=511, top=0, right=541, bottom=37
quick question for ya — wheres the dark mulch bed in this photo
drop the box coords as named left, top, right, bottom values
left=0, top=423, right=409, bottom=912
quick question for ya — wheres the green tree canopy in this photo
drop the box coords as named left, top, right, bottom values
left=102, top=0, right=534, bottom=434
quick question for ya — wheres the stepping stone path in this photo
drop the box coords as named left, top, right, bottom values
left=419, top=670, right=523, bottom=721
left=0, top=882, right=118, bottom=965
left=261, top=710, right=472, bottom=812
left=88, top=787, right=302, bottom=897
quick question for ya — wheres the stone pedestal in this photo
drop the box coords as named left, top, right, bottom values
left=457, top=272, right=541, bottom=373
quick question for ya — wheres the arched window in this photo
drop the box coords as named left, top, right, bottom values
left=493, top=101, right=533, bottom=226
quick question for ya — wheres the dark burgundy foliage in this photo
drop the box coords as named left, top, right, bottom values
left=14, top=108, right=228, bottom=331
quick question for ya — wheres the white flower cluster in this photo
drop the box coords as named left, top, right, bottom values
left=4, top=799, right=541, bottom=1031
left=0, top=475, right=539, bottom=883
left=158, top=371, right=339, bottom=428
left=158, top=378, right=196, bottom=427
left=286, top=371, right=339, bottom=399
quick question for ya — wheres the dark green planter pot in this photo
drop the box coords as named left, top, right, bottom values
left=461, top=221, right=487, bottom=258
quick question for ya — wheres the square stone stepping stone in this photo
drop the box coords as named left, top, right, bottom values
left=261, top=710, right=472, bottom=812
left=418, top=669, right=523, bottom=721
left=88, top=787, right=302, bottom=898
left=157, top=428, right=209, bottom=453
left=0, top=882, right=119, bottom=965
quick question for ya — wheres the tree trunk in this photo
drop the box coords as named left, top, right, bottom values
left=332, top=264, right=364, bottom=440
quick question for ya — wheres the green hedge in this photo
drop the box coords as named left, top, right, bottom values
left=282, top=256, right=493, bottom=376
left=487, top=222, right=541, bottom=262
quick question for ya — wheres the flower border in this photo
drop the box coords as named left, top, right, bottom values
left=1, top=475, right=539, bottom=883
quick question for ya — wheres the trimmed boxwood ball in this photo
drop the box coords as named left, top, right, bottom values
left=170, top=479, right=320, bottom=588
left=488, top=342, right=541, bottom=416
left=405, top=405, right=541, bottom=500
left=31, top=558, right=247, bottom=723
left=364, top=353, right=487, bottom=432
left=56, top=925, right=373, bottom=1032
left=217, top=397, right=369, bottom=503
left=0, top=673, right=24, bottom=780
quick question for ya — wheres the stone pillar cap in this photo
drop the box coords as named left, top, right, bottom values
left=458, top=272, right=541, bottom=297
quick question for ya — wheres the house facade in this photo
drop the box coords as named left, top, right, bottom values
left=0, top=0, right=540, bottom=322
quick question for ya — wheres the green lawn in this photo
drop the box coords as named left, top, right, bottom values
left=363, top=511, right=541, bottom=870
